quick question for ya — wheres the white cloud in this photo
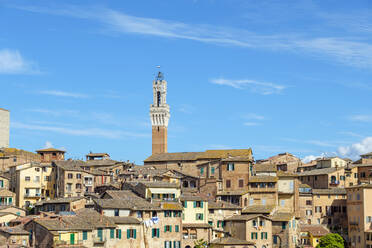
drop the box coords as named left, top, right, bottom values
left=244, top=113, right=265, bottom=120
left=338, top=137, right=372, bottom=160
left=349, top=115, right=372, bottom=122
left=301, top=155, right=321, bottom=163
left=38, top=90, right=88, bottom=98
left=211, top=78, right=286, bottom=95
left=0, top=49, right=39, bottom=74
left=244, top=122, right=260, bottom=126
left=44, top=141, right=53, bottom=148
left=12, top=122, right=148, bottom=139
left=12, top=4, right=372, bottom=70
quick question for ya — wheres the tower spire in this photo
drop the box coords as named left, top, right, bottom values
left=150, top=68, right=170, bottom=154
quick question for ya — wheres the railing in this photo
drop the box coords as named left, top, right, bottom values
left=24, top=194, right=41, bottom=197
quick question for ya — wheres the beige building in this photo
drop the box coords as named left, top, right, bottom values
left=35, top=196, right=86, bottom=214
left=258, top=152, right=302, bottom=173
left=225, top=214, right=272, bottom=248
left=347, top=184, right=372, bottom=248
left=0, top=225, right=29, bottom=247
left=271, top=212, right=299, bottom=247
left=0, top=188, right=15, bottom=206
left=299, top=224, right=329, bottom=247
left=0, top=175, right=9, bottom=190
left=315, top=157, right=349, bottom=169
left=0, top=148, right=40, bottom=171
left=9, top=162, right=55, bottom=208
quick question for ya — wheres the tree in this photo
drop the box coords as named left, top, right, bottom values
left=194, top=239, right=209, bottom=248
left=316, top=233, right=344, bottom=248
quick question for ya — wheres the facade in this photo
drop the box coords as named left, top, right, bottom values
left=9, top=162, right=55, bottom=208
left=210, top=237, right=255, bottom=248
left=0, top=108, right=9, bottom=149
left=315, top=157, right=349, bottom=169
left=36, top=148, right=65, bottom=163
left=150, top=71, right=170, bottom=155
left=299, top=224, right=329, bottom=247
left=0, top=188, right=15, bottom=206
left=347, top=185, right=372, bottom=248
left=0, top=148, right=40, bottom=172
left=35, top=197, right=86, bottom=214
left=0, top=175, right=9, bottom=190
left=0, top=225, right=29, bottom=247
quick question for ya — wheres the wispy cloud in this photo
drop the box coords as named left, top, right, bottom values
left=0, top=49, right=40, bottom=74
left=244, top=122, right=260, bottom=127
left=349, top=114, right=372, bottom=122
left=210, top=78, right=286, bottom=95
left=38, top=90, right=89, bottom=98
left=12, top=122, right=148, bottom=139
left=338, top=136, right=372, bottom=160
left=10, top=4, right=372, bottom=70
left=243, top=113, right=265, bottom=120
left=28, top=108, right=79, bottom=117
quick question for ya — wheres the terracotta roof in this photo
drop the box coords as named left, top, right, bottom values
left=35, top=197, right=85, bottom=206
left=254, top=163, right=277, bottom=172
left=53, top=160, right=86, bottom=172
left=94, top=198, right=160, bottom=211
left=300, top=224, right=329, bottom=236
left=0, top=108, right=9, bottom=112
left=180, top=193, right=207, bottom=202
left=144, top=149, right=252, bottom=162
left=208, top=200, right=242, bottom=210
left=102, top=190, right=139, bottom=199
left=225, top=214, right=270, bottom=221
left=86, top=153, right=109, bottom=157
left=216, top=190, right=248, bottom=196
left=297, top=167, right=339, bottom=176
left=108, top=216, right=141, bottom=224
left=312, top=188, right=346, bottom=195
left=221, top=156, right=253, bottom=162
left=36, top=148, right=66, bottom=153
left=182, top=223, right=211, bottom=228
left=137, top=181, right=179, bottom=188
left=86, top=160, right=121, bottom=167
left=277, top=171, right=297, bottom=177
left=249, top=176, right=278, bottom=183
left=0, top=189, right=15, bottom=197
left=0, top=225, right=29, bottom=235
left=242, top=205, right=275, bottom=214
left=210, top=237, right=255, bottom=245
left=270, top=212, right=294, bottom=221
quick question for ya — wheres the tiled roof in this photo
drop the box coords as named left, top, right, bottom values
left=277, top=171, right=297, bottom=177
left=297, top=167, right=338, bottom=176
left=210, top=237, right=255, bottom=245
left=102, top=190, right=139, bottom=199
left=225, top=214, right=270, bottom=221
left=108, top=216, right=141, bottom=224
left=137, top=181, right=179, bottom=188
left=249, top=176, right=278, bottom=183
left=208, top=200, right=242, bottom=210
left=270, top=212, right=294, bottom=221
left=144, top=149, right=252, bottom=162
left=0, top=189, right=15, bottom=197
left=300, top=224, right=329, bottom=236
left=94, top=198, right=160, bottom=211
left=35, top=197, right=85, bottom=206
left=216, top=190, right=248, bottom=196
left=86, top=153, right=109, bottom=157
left=53, top=160, right=86, bottom=172
left=86, top=160, right=121, bottom=167
left=36, top=148, right=66, bottom=153
left=221, top=156, right=253, bottom=162
left=254, top=163, right=277, bottom=172
left=242, top=205, right=276, bottom=214
left=182, top=223, right=211, bottom=228
left=0, top=225, right=29, bottom=235
left=312, top=188, right=346, bottom=195
left=180, top=193, right=207, bottom=201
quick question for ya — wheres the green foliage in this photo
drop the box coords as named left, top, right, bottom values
left=194, top=239, right=209, bottom=248
left=316, top=233, right=344, bottom=248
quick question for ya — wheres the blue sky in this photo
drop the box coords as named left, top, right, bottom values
left=1, top=0, right=372, bottom=163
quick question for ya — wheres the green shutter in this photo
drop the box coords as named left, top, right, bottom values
left=128, top=229, right=131, bottom=239
left=169, top=225, right=172, bottom=232
left=184, top=201, right=187, bottom=208
left=110, top=229, right=114, bottom=239
left=164, top=241, right=167, bottom=248
left=201, top=201, right=204, bottom=208
left=83, top=231, right=87, bottom=240
left=118, top=229, right=121, bottom=239
left=157, top=228, right=160, bottom=238
left=201, top=214, right=203, bottom=220
left=251, top=233, right=253, bottom=239
left=261, top=232, right=263, bottom=239
left=217, top=221, right=220, bottom=227
left=164, top=226, right=167, bottom=232
left=175, top=225, right=179, bottom=232
left=134, top=229, right=136, bottom=239
left=193, top=201, right=196, bottom=208
left=265, top=232, right=268, bottom=239
left=8, top=197, right=12, bottom=204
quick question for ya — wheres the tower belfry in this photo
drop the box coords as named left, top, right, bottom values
left=150, top=71, right=170, bottom=154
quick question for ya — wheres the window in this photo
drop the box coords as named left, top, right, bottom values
left=164, top=225, right=172, bottom=232
left=282, top=222, right=286, bottom=230
left=196, top=213, right=204, bottom=220
left=76, top=174, right=81, bottom=179
left=76, top=183, right=82, bottom=189
left=273, top=235, right=278, bottom=244
left=114, top=209, right=119, bottom=217
left=252, top=220, right=257, bottom=227
left=357, top=193, right=360, bottom=200
left=43, top=167, right=47, bottom=172
left=211, top=167, right=215, bottom=174
left=340, top=175, right=345, bottom=180
left=164, top=211, right=172, bottom=217
left=200, top=167, right=204, bottom=175
left=315, top=206, right=322, bottom=213
left=280, top=200, right=285, bottom=206
left=262, top=199, right=266, bottom=205
left=44, top=176, right=50, bottom=181
left=261, top=232, right=268, bottom=240
left=110, top=228, right=115, bottom=239
left=354, top=173, right=358, bottom=178
left=227, top=163, right=235, bottom=171
left=152, top=228, right=160, bottom=238
left=25, top=176, right=30, bottom=181
left=239, top=179, right=244, bottom=188
left=251, top=232, right=258, bottom=239
left=127, top=229, right=137, bottom=239
left=83, top=231, right=88, bottom=240
left=35, top=168, right=40, bottom=172
left=68, top=173, right=73, bottom=179
left=137, top=211, right=142, bottom=218
left=35, top=176, right=40, bottom=182
left=259, top=220, right=265, bottom=227
left=194, top=201, right=203, bottom=208
left=226, top=180, right=231, bottom=188
left=175, top=225, right=179, bottom=232
left=116, top=229, right=122, bottom=239
left=306, top=200, right=312, bottom=205
left=67, top=183, right=72, bottom=192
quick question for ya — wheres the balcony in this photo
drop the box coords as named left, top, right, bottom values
left=24, top=193, right=41, bottom=198
left=92, top=235, right=106, bottom=244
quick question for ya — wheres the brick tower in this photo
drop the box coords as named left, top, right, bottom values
left=150, top=71, right=170, bottom=154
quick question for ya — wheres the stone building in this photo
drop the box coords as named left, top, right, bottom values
left=36, top=147, right=65, bottom=163
left=0, top=108, right=9, bottom=149
left=0, top=148, right=40, bottom=171
left=210, top=237, right=256, bottom=248
left=150, top=71, right=170, bottom=155
left=35, top=196, right=86, bottom=214
left=346, top=184, right=372, bottom=248
left=258, top=152, right=302, bottom=173
left=299, top=224, right=329, bottom=247
left=0, top=225, right=29, bottom=247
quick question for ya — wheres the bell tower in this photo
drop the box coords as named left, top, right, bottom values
left=150, top=71, right=170, bottom=154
